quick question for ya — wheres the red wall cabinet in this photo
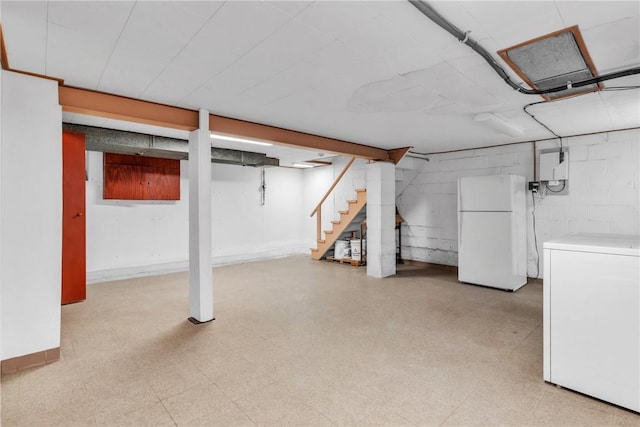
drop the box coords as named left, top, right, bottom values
left=103, top=153, right=180, bottom=200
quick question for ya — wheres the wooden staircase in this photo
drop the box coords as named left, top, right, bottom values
left=310, top=189, right=366, bottom=260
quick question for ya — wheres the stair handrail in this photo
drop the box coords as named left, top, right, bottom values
left=310, top=157, right=356, bottom=242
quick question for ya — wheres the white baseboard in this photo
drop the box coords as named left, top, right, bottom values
left=87, top=244, right=308, bottom=284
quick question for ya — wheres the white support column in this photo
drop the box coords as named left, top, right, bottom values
left=366, top=161, right=396, bottom=278
left=188, top=109, right=214, bottom=323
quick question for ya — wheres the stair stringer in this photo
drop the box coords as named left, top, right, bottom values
left=310, top=189, right=366, bottom=260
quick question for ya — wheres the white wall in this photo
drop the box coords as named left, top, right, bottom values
left=397, top=128, right=640, bottom=278
left=1, top=71, right=62, bottom=360
left=86, top=153, right=306, bottom=282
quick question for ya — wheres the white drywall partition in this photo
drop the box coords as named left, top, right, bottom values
left=397, top=128, right=640, bottom=278
left=86, top=153, right=306, bottom=282
left=1, top=71, right=62, bottom=360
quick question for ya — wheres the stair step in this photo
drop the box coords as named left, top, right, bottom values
left=347, top=200, right=357, bottom=204
left=317, top=239, right=326, bottom=244
left=331, top=220, right=341, bottom=225
left=324, top=230, right=334, bottom=235
left=310, top=248, right=318, bottom=252
left=356, top=188, right=366, bottom=193
left=338, top=210, right=349, bottom=215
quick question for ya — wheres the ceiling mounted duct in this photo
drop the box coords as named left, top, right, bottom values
left=498, top=26, right=601, bottom=100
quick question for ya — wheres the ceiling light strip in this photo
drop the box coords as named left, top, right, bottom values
left=210, top=134, right=273, bottom=146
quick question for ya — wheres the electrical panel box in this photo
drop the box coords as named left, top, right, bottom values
left=540, top=149, right=569, bottom=183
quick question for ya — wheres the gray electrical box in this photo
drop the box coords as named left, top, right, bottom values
left=539, top=148, right=569, bottom=195
left=540, top=149, right=569, bottom=183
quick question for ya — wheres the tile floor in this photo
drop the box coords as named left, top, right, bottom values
left=2, top=256, right=638, bottom=426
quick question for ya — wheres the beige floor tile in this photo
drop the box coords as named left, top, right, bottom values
left=161, top=382, right=231, bottom=426
left=143, top=360, right=211, bottom=400
left=88, top=379, right=161, bottom=424
left=356, top=407, right=416, bottom=427
left=212, top=363, right=277, bottom=401
left=1, top=257, right=631, bottom=426
left=181, top=401, right=256, bottom=427
left=235, top=382, right=331, bottom=426
left=295, top=387, right=384, bottom=426
left=610, top=407, right=640, bottom=426
left=105, top=401, right=176, bottom=427
left=530, top=385, right=616, bottom=426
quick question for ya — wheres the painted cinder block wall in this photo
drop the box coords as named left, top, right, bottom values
left=397, top=128, right=640, bottom=278
left=86, top=152, right=306, bottom=282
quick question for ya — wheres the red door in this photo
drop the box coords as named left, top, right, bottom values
left=62, top=131, right=86, bottom=304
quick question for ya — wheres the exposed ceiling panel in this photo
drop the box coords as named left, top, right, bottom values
left=97, top=1, right=224, bottom=97
left=2, top=0, right=638, bottom=155
left=46, top=1, right=135, bottom=89
left=142, top=1, right=291, bottom=105
left=1, top=1, right=47, bottom=73
left=582, top=17, right=640, bottom=71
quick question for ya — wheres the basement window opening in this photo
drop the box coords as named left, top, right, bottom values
left=497, top=26, right=602, bottom=100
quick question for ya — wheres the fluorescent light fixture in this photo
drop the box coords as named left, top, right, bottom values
left=292, top=163, right=315, bottom=168
left=210, top=134, right=272, bottom=146
left=474, top=113, right=525, bottom=137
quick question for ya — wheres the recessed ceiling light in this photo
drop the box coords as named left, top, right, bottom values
left=210, top=134, right=273, bottom=146
left=498, top=26, right=601, bottom=100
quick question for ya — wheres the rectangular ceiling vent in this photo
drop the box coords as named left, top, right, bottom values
left=498, top=26, right=601, bottom=100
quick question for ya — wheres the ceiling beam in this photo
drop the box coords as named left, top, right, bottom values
left=209, top=115, right=390, bottom=161
left=0, top=24, right=9, bottom=70
left=3, top=23, right=395, bottom=162
left=58, top=85, right=394, bottom=162
left=0, top=24, right=63, bottom=84
left=387, top=147, right=413, bottom=164
left=59, top=86, right=199, bottom=131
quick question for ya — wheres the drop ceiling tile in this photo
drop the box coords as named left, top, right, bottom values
left=1, top=1, right=47, bottom=74
left=463, top=1, right=565, bottom=48
left=599, top=89, right=640, bottom=126
left=293, top=1, right=379, bottom=38
left=45, top=1, right=135, bottom=89
left=142, top=1, right=291, bottom=106
left=337, top=14, right=416, bottom=60
left=97, top=1, right=223, bottom=97
left=265, top=1, right=314, bottom=18
left=187, top=19, right=332, bottom=107
left=555, top=1, right=639, bottom=30
left=232, top=58, right=340, bottom=108
left=581, top=17, right=640, bottom=72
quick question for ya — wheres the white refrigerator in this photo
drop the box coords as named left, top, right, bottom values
left=457, top=174, right=527, bottom=291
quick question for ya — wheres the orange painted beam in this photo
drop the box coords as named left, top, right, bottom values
left=0, top=24, right=9, bottom=70
left=209, top=115, right=389, bottom=161
left=387, top=147, right=412, bottom=164
left=59, top=86, right=199, bottom=131
left=1, top=24, right=63, bottom=84
left=4, top=24, right=402, bottom=162
left=58, top=85, right=398, bottom=161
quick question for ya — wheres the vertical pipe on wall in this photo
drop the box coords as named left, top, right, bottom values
left=533, top=141, right=538, bottom=181
left=260, top=168, right=266, bottom=206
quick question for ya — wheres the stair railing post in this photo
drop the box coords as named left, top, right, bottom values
left=317, top=206, right=321, bottom=242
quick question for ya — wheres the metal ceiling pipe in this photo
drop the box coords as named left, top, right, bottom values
left=63, top=124, right=279, bottom=167
left=407, top=0, right=640, bottom=95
